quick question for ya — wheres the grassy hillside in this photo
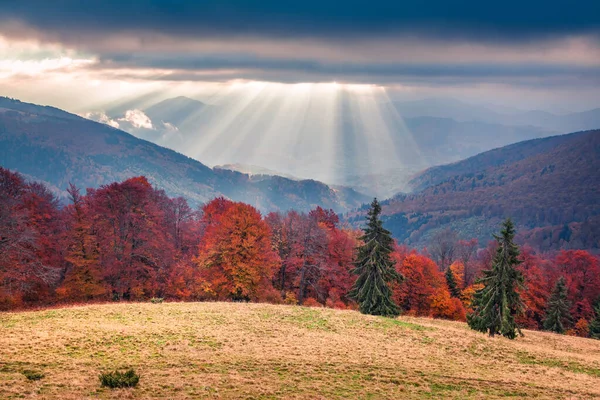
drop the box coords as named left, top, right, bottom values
left=1, top=302, right=599, bottom=399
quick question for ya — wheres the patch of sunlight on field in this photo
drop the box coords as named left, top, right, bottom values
left=1, top=302, right=599, bottom=399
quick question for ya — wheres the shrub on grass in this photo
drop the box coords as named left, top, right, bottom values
left=303, top=297, right=322, bottom=308
left=284, top=292, right=298, bottom=305
left=150, top=297, right=164, bottom=304
left=257, top=287, right=283, bottom=304
left=22, top=370, right=44, bottom=381
left=99, top=369, right=140, bottom=388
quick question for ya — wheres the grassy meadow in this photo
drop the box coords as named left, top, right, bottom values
left=1, top=302, right=599, bottom=399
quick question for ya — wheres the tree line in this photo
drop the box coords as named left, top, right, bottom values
left=1, top=167, right=599, bottom=339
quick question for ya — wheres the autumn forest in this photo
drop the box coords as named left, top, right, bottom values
left=2, top=167, right=599, bottom=339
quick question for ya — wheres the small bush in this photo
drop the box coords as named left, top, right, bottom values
left=257, top=287, right=283, bottom=304
left=150, top=297, right=164, bottom=304
left=99, top=369, right=140, bottom=388
left=284, top=292, right=298, bottom=305
left=326, top=298, right=348, bottom=310
left=302, top=298, right=323, bottom=308
left=22, top=370, right=44, bottom=381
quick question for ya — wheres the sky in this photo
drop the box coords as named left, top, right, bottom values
left=1, top=0, right=599, bottom=113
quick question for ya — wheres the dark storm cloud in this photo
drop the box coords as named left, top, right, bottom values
left=1, top=0, right=599, bottom=43
left=95, top=53, right=600, bottom=86
left=1, top=0, right=599, bottom=91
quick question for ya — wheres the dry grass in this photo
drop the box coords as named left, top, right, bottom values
left=1, top=302, right=599, bottom=399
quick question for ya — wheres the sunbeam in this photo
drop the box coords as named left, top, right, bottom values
left=73, top=80, right=428, bottom=187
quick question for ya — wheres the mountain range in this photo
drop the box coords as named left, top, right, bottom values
left=392, top=97, right=600, bottom=132
left=0, top=97, right=368, bottom=213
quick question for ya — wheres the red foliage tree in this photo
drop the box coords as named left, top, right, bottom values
left=320, top=227, right=359, bottom=305
left=555, top=250, right=600, bottom=321
left=86, top=177, right=176, bottom=300
left=0, top=168, right=61, bottom=308
left=266, top=208, right=357, bottom=306
left=516, top=247, right=552, bottom=329
left=309, top=206, right=339, bottom=230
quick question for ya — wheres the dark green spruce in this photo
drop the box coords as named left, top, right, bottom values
left=445, top=266, right=461, bottom=298
left=542, top=277, right=571, bottom=334
left=467, top=219, right=524, bottom=339
left=590, top=301, right=600, bottom=340
left=349, top=198, right=404, bottom=317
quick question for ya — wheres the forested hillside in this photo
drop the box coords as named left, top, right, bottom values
left=350, top=130, right=600, bottom=251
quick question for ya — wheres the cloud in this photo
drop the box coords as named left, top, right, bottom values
left=83, top=107, right=179, bottom=143
left=0, top=1, right=598, bottom=44
left=0, top=2, right=598, bottom=89
left=0, top=1, right=598, bottom=111
left=118, top=109, right=154, bottom=129
left=162, top=121, right=178, bottom=132
left=0, top=56, right=93, bottom=79
left=95, top=53, right=600, bottom=81
left=83, top=111, right=120, bottom=128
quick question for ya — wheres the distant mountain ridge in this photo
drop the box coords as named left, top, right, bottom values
left=393, top=97, right=600, bottom=132
left=144, top=96, right=209, bottom=127
left=347, top=129, right=600, bottom=251
left=0, top=97, right=369, bottom=213
left=215, top=163, right=301, bottom=181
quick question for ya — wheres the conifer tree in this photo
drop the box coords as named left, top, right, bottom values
left=467, top=219, right=524, bottom=339
left=349, top=198, right=404, bottom=317
left=445, top=266, right=461, bottom=298
left=542, top=277, right=571, bottom=334
left=590, top=302, right=600, bottom=340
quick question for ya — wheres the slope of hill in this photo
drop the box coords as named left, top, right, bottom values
left=406, top=132, right=587, bottom=192
left=351, top=130, right=600, bottom=250
left=1, top=302, right=599, bottom=399
left=0, top=97, right=368, bottom=212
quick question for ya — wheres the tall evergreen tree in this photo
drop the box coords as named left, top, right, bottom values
left=542, top=277, right=571, bottom=334
left=445, top=267, right=461, bottom=298
left=349, top=198, right=404, bottom=317
left=467, top=219, right=524, bottom=339
left=590, top=301, right=600, bottom=340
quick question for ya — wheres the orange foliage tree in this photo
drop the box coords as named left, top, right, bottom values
left=57, top=184, right=105, bottom=301
left=567, top=318, right=590, bottom=338
left=195, top=201, right=279, bottom=301
left=448, top=261, right=465, bottom=289
left=392, top=249, right=464, bottom=319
